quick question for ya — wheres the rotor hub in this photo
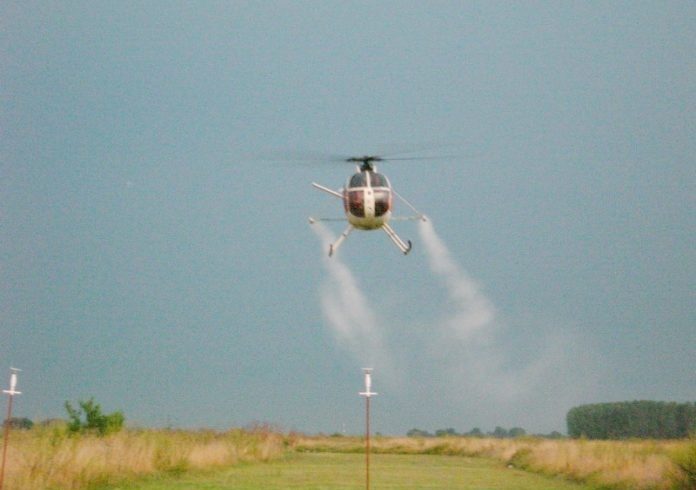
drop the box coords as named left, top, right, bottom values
left=346, top=156, right=383, bottom=171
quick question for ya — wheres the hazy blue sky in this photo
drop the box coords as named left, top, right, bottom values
left=2, top=2, right=694, bottom=434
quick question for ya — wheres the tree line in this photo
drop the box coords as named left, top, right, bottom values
left=567, top=401, right=696, bottom=439
left=406, top=426, right=564, bottom=439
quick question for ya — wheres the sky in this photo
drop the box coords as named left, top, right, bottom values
left=1, top=2, right=694, bottom=435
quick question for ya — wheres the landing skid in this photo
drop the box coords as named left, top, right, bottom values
left=309, top=218, right=412, bottom=257
left=329, top=224, right=354, bottom=257
left=382, top=223, right=412, bottom=255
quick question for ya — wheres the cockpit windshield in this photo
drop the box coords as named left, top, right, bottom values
left=369, top=172, right=389, bottom=188
left=348, top=171, right=390, bottom=189
left=349, top=173, right=367, bottom=188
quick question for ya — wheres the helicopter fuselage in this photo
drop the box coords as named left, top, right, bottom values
left=310, top=159, right=416, bottom=256
left=343, top=169, right=393, bottom=230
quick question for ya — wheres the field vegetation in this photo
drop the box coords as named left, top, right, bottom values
left=2, top=423, right=284, bottom=490
left=99, top=452, right=596, bottom=490
left=292, top=434, right=696, bottom=489
left=1, top=425, right=694, bottom=489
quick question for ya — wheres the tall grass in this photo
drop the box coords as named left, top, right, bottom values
left=4, top=427, right=694, bottom=489
left=292, top=435, right=696, bottom=489
left=3, top=424, right=285, bottom=490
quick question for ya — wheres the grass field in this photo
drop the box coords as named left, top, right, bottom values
left=97, top=452, right=595, bottom=490
left=293, top=435, right=695, bottom=489
left=2, top=425, right=285, bottom=490
left=3, top=427, right=694, bottom=489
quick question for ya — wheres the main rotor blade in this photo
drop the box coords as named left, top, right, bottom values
left=370, top=142, right=459, bottom=159
left=245, top=143, right=463, bottom=166
left=252, top=150, right=349, bottom=163
left=380, top=155, right=457, bottom=161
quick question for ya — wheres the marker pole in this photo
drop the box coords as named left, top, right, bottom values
left=365, top=394, right=371, bottom=490
left=359, top=368, right=377, bottom=490
left=0, top=368, right=21, bottom=490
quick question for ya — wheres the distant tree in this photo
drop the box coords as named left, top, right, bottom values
left=466, top=427, right=483, bottom=437
left=490, top=426, right=509, bottom=438
left=7, top=417, right=33, bottom=430
left=508, top=427, right=526, bottom=438
left=435, top=428, right=459, bottom=437
left=65, top=397, right=125, bottom=436
left=567, top=401, right=696, bottom=439
left=406, top=428, right=433, bottom=437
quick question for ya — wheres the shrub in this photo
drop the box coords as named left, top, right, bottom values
left=65, top=397, right=125, bottom=436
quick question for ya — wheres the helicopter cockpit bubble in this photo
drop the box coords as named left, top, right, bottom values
left=374, top=189, right=391, bottom=217
left=369, top=171, right=390, bottom=188
left=347, top=190, right=365, bottom=217
left=349, top=173, right=367, bottom=188
left=347, top=170, right=391, bottom=189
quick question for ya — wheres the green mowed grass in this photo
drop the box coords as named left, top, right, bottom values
left=103, top=452, right=593, bottom=489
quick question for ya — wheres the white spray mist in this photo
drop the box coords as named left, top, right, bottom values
left=417, top=218, right=567, bottom=402
left=418, top=218, right=497, bottom=342
left=311, top=223, right=391, bottom=371
left=311, top=218, right=593, bottom=430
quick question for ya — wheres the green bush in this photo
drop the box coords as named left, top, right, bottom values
left=65, top=397, right=125, bottom=436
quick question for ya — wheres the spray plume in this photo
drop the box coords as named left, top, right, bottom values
left=312, top=219, right=591, bottom=428
left=418, top=218, right=496, bottom=342
left=311, top=223, right=390, bottom=370
left=416, top=218, right=586, bottom=407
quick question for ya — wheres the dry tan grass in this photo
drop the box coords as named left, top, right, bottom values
left=2, top=426, right=285, bottom=490
left=514, top=438, right=682, bottom=489
left=3, top=427, right=693, bottom=489
left=293, top=435, right=694, bottom=489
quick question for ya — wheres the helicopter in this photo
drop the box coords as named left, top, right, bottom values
left=309, top=154, right=426, bottom=257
